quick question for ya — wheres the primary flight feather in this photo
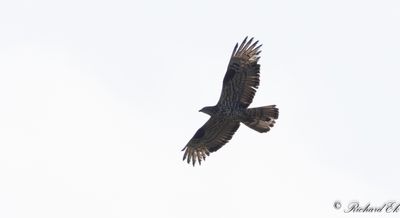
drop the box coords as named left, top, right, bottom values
left=181, top=37, right=279, bottom=166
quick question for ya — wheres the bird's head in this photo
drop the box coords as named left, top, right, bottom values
left=199, top=106, right=217, bottom=116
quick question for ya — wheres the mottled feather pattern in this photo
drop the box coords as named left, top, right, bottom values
left=181, top=37, right=278, bottom=166
left=219, top=37, right=262, bottom=108
left=181, top=118, right=240, bottom=166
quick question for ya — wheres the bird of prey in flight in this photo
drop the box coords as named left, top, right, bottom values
left=181, top=37, right=279, bottom=166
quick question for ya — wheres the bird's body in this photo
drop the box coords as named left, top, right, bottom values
left=182, top=37, right=279, bottom=166
left=200, top=105, right=245, bottom=119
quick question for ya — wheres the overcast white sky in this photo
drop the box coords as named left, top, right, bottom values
left=1, top=0, right=400, bottom=217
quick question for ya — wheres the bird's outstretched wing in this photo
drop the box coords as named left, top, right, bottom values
left=217, top=37, right=262, bottom=108
left=181, top=117, right=240, bottom=166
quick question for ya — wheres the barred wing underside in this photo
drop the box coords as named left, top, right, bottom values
left=218, top=37, right=262, bottom=108
left=181, top=117, right=240, bottom=166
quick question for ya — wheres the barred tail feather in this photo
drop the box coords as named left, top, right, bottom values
left=242, top=105, right=279, bottom=133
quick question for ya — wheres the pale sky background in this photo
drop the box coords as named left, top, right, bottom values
left=0, top=0, right=400, bottom=218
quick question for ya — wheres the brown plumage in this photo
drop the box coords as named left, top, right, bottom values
left=181, top=37, right=279, bottom=166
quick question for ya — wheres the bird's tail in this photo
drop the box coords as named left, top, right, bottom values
left=242, top=105, right=279, bottom=133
